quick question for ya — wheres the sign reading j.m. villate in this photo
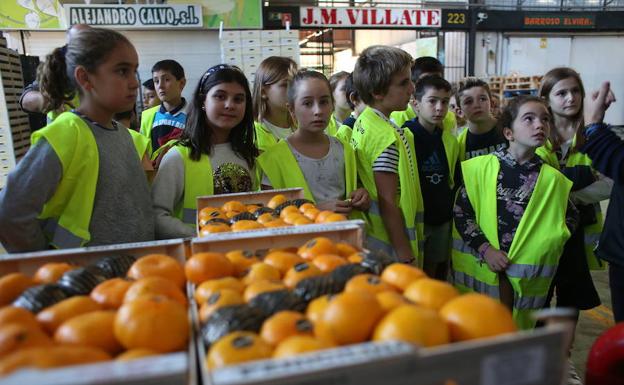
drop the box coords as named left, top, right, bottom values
left=300, top=7, right=441, bottom=28
left=66, top=4, right=202, bottom=29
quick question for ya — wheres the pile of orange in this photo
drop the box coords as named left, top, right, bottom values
left=197, top=194, right=349, bottom=236
left=189, top=237, right=518, bottom=370
left=0, top=254, right=189, bottom=376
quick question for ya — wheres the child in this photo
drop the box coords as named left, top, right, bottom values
left=456, top=78, right=507, bottom=160
left=140, top=60, right=187, bottom=155
left=449, top=89, right=467, bottom=130
left=452, top=95, right=578, bottom=329
left=252, top=56, right=298, bottom=152
left=536, top=67, right=608, bottom=317
left=142, top=78, right=160, bottom=110
left=258, top=70, right=369, bottom=215
left=390, top=56, right=457, bottom=134
left=326, top=71, right=352, bottom=137
left=335, top=73, right=366, bottom=143
left=351, top=45, right=423, bottom=264
left=402, top=75, right=459, bottom=280
left=151, top=65, right=258, bottom=239
left=0, top=28, right=154, bottom=252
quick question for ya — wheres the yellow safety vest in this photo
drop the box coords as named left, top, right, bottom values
left=391, top=107, right=457, bottom=134
left=31, top=112, right=144, bottom=248
left=336, top=123, right=353, bottom=144
left=536, top=138, right=605, bottom=270
left=451, top=154, right=572, bottom=329
left=254, top=121, right=283, bottom=153
left=351, top=107, right=424, bottom=264
left=457, top=128, right=468, bottom=161
left=325, top=116, right=339, bottom=137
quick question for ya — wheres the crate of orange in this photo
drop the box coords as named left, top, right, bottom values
left=185, top=221, right=569, bottom=385
left=196, top=188, right=351, bottom=236
left=0, top=239, right=198, bottom=385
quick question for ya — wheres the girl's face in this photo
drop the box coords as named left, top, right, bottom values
left=83, top=42, right=139, bottom=113
left=290, top=78, right=333, bottom=134
left=263, top=77, right=289, bottom=113
left=204, top=81, right=246, bottom=135
left=333, top=78, right=350, bottom=112
left=548, top=77, right=582, bottom=118
left=504, top=101, right=550, bottom=149
left=459, top=86, right=492, bottom=123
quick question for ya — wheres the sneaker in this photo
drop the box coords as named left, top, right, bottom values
left=567, top=359, right=583, bottom=385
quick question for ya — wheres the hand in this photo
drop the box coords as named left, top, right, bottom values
left=398, top=254, right=416, bottom=264
left=584, top=81, right=616, bottom=125
left=349, top=188, right=371, bottom=211
left=482, top=246, right=510, bottom=273
left=317, top=199, right=352, bottom=214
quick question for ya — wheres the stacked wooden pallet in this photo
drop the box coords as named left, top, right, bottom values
left=501, top=75, right=543, bottom=99
left=0, top=37, right=30, bottom=188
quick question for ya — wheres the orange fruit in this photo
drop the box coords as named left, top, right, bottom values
left=321, top=291, right=383, bottom=345
left=231, top=220, right=265, bottom=232
left=185, top=252, right=234, bottom=285
left=0, top=345, right=110, bottom=375
left=198, top=206, right=226, bottom=222
left=199, top=289, right=245, bottom=323
left=380, top=263, right=427, bottom=292
left=345, top=274, right=396, bottom=295
left=222, top=200, right=246, bottom=213
left=322, top=213, right=348, bottom=223
left=206, top=331, right=272, bottom=369
left=256, top=213, right=276, bottom=224
left=373, top=305, right=450, bottom=347
left=246, top=204, right=262, bottom=213
left=195, top=277, right=245, bottom=304
left=267, top=194, right=288, bottom=209
left=273, top=335, right=334, bottom=359
left=243, top=280, right=287, bottom=302
left=263, top=219, right=288, bottom=228
left=336, top=242, right=359, bottom=258
left=347, top=252, right=366, bottom=264
left=263, top=251, right=304, bottom=276
left=0, top=324, right=52, bottom=357
left=242, top=263, right=281, bottom=285
left=127, top=254, right=186, bottom=289
left=0, top=273, right=35, bottom=306
left=376, top=291, right=410, bottom=314
left=54, top=310, right=122, bottom=355
left=297, top=237, right=339, bottom=260
left=303, top=208, right=321, bottom=221
left=36, top=296, right=102, bottom=334
left=283, top=212, right=306, bottom=225
left=200, top=223, right=231, bottom=235
left=90, top=278, right=134, bottom=310
left=311, top=254, right=347, bottom=273
left=225, top=210, right=243, bottom=219
left=305, top=295, right=333, bottom=324
left=279, top=206, right=300, bottom=219
left=115, top=295, right=189, bottom=353
left=299, top=203, right=316, bottom=213
left=260, top=311, right=314, bottom=346
left=0, top=307, right=39, bottom=331
left=116, top=348, right=158, bottom=361
left=226, top=250, right=260, bottom=277
left=292, top=216, right=314, bottom=226
left=33, top=263, right=75, bottom=284
left=283, top=263, right=323, bottom=289
left=123, top=276, right=187, bottom=306
left=439, top=293, right=517, bottom=342
left=314, top=210, right=335, bottom=223
left=403, top=278, right=459, bottom=311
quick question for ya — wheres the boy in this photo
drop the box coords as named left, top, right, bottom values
left=456, top=78, right=507, bottom=161
left=390, top=57, right=457, bottom=133
left=351, top=45, right=423, bottom=265
left=142, top=78, right=160, bottom=110
left=336, top=73, right=366, bottom=143
left=403, top=75, right=459, bottom=280
left=140, top=60, right=187, bottom=155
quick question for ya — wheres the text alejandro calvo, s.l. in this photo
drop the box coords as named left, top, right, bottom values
left=66, top=4, right=203, bottom=29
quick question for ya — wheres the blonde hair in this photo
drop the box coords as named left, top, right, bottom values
left=353, top=45, right=413, bottom=104
left=252, top=56, right=297, bottom=123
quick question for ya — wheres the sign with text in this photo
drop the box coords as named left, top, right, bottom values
left=300, top=7, right=441, bottom=28
left=65, top=4, right=202, bottom=29
left=523, top=14, right=595, bottom=29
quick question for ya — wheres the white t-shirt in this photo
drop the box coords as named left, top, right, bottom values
left=262, top=119, right=293, bottom=141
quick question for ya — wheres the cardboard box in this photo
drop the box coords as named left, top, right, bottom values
left=242, top=55, right=263, bottom=66
left=221, top=30, right=241, bottom=40
left=261, top=30, right=280, bottom=40
left=240, top=30, right=260, bottom=40
left=241, top=38, right=261, bottom=47
left=280, top=38, right=297, bottom=46
left=220, top=38, right=241, bottom=48
left=261, top=46, right=280, bottom=57
left=279, top=29, right=299, bottom=39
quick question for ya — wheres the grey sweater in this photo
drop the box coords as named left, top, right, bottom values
left=0, top=118, right=155, bottom=252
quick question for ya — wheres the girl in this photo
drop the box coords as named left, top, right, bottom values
left=452, top=96, right=578, bottom=329
left=326, top=71, right=352, bottom=137
left=152, top=65, right=258, bottom=239
left=0, top=28, right=154, bottom=252
left=536, top=68, right=608, bottom=329
left=252, top=56, right=297, bottom=152
left=258, top=70, right=370, bottom=215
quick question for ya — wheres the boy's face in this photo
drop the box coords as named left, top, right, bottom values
left=374, top=66, right=414, bottom=115
left=416, top=87, right=450, bottom=128
left=153, top=70, right=185, bottom=105
left=142, top=87, right=160, bottom=110
left=459, top=86, right=491, bottom=123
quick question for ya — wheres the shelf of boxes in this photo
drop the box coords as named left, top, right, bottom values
left=221, top=29, right=300, bottom=88
left=0, top=38, right=30, bottom=189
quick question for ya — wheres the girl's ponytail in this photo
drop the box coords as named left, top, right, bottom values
left=36, top=46, right=75, bottom=113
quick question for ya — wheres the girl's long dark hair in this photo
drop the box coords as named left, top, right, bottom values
left=179, top=65, right=258, bottom=168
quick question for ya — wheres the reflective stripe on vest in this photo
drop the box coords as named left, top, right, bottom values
left=175, top=145, right=214, bottom=226
left=351, top=107, right=424, bottom=263
left=451, top=154, right=572, bottom=329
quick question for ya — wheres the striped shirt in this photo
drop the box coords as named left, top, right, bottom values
left=370, top=108, right=415, bottom=177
